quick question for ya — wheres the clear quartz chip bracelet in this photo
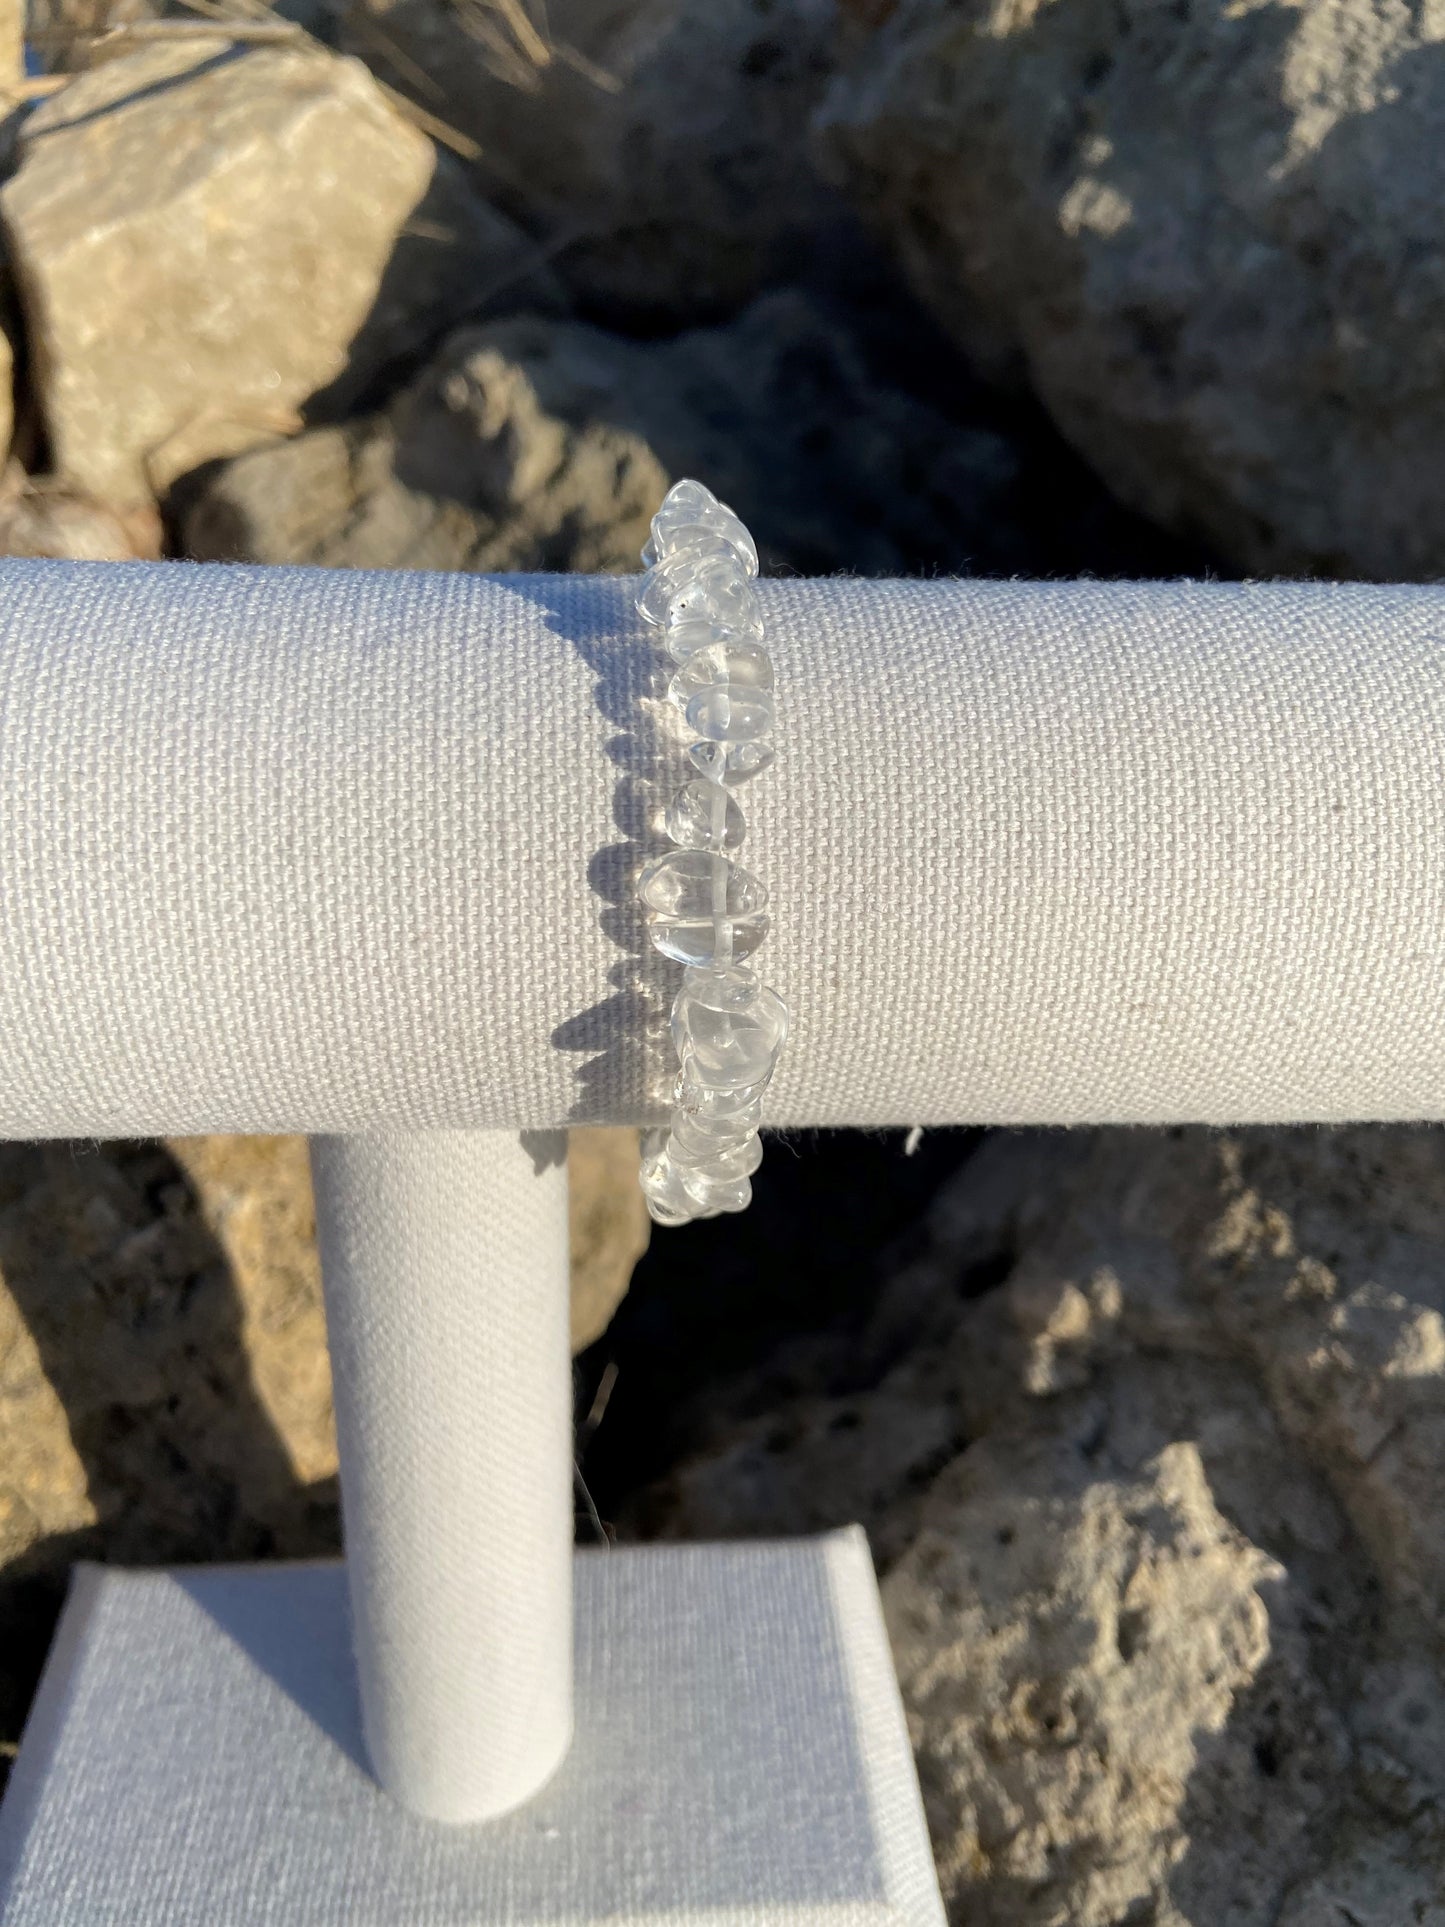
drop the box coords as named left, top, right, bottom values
left=633, top=480, right=789, bottom=1226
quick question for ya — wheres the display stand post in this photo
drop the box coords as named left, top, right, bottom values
left=308, top=1127, right=573, bottom=1823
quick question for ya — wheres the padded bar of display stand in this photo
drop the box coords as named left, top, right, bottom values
left=0, top=560, right=1443, bottom=1136
left=308, top=1127, right=572, bottom=1823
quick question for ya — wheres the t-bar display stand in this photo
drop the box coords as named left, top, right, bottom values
left=0, top=560, right=1442, bottom=1923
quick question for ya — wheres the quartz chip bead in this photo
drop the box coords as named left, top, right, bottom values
left=670, top=1109, right=762, bottom=1163
left=645, top=909, right=769, bottom=970
left=675, top=1070, right=768, bottom=1127
left=671, top=964, right=788, bottom=1092
left=687, top=683, right=774, bottom=744
left=669, top=640, right=775, bottom=742
left=636, top=550, right=763, bottom=638
left=678, top=1165, right=753, bottom=1215
left=635, top=543, right=734, bottom=627
left=638, top=1137, right=695, bottom=1228
left=664, top=778, right=745, bottom=852
left=640, top=1129, right=751, bottom=1223
left=637, top=850, right=769, bottom=966
left=643, top=481, right=760, bottom=578
left=688, top=738, right=775, bottom=787
left=657, top=616, right=743, bottom=664
left=668, top=639, right=773, bottom=708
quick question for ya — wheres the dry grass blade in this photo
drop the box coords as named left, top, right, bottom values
left=330, top=0, right=448, bottom=106
left=551, top=39, right=620, bottom=93
left=374, top=75, right=482, bottom=158
left=482, top=0, right=550, bottom=70
left=0, top=74, right=69, bottom=98
left=446, top=0, right=555, bottom=91
left=29, top=17, right=307, bottom=40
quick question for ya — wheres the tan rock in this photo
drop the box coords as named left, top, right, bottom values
left=0, top=0, right=20, bottom=105
left=166, top=1135, right=338, bottom=1488
left=0, top=464, right=161, bottom=558
left=886, top=1439, right=1334, bottom=1926
left=568, top=1127, right=650, bottom=1354
left=0, top=38, right=559, bottom=507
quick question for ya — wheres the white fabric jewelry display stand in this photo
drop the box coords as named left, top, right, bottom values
left=0, top=559, right=1442, bottom=1924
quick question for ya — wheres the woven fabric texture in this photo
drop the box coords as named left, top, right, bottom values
left=0, top=559, right=1441, bottom=1131
left=309, top=1126, right=572, bottom=1822
left=0, top=1540, right=944, bottom=1924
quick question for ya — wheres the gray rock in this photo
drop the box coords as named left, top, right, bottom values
left=818, top=0, right=1445, bottom=579
left=340, top=0, right=842, bottom=326
left=1276, top=1832, right=1445, bottom=1927
left=181, top=290, right=1025, bottom=576
left=0, top=38, right=559, bottom=507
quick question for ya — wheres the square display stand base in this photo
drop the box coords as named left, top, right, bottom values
left=0, top=1528, right=944, bottom=1927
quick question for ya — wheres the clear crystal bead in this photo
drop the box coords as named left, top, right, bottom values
left=634, top=556, right=686, bottom=628
left=687, top=738, right=776, bottom=786
left=686, top=684, right=775, bottom=743
left=708, top=1134, right=764, bottom=1181
left=671, top=964, right=788, bottom=1089
left=639, top=1147, right=695, bottom=1226
left=673, top=560, right=761, bottom=636
left=637, top=551, right=762, bottom=637
left=670, top=1120, right=765, bottom=1178
left=664, top=778, right=745, bottom=852
left=666, top=1115, right=740, bottom=1164
left=674, top=960, right=762, bottom=1014
left=674, top=1070, right=770, bottom=1122
left=638, top=850, right=770, bottom=966
left=678, top=1165, right=753, bottom=1213
left=646, top=908, right=770, bottom=968
left=659, top=616, right=739, bottom=661
left=636, top=545, right=761, bottom=632
left=652, top=504, right=758, bottom=578
left=668, top=641, right=773, bottom=712
left=669, top=1108, right=755, bottom=1152
left=648, top=480, right=759, bottom=575
left=654, top=479, right=715, bottom=522
left=637, top=851, right=766, bottom=920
